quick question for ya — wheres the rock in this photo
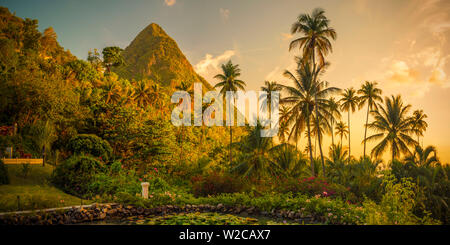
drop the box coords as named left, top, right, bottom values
left=99, top=213, right=106, bottom=219
left=288, top=211, right=295, bottom=219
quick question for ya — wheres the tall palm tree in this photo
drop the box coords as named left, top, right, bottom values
left=133, top=80, right=152, bottom=108
left=339, top=88, right=359, bottom=163
left=280, top=62, right=339, bottom=176
left=326, top=97, right=341, bottom=146
left=335, top=121, right=348, bottom=148
left=289, top=7, right=337, bottom=174
left=260, top=81, right=280, bottom=114
left=289, top=8, right=337, bottom=68
left=358, top=81, right=383, bottom=158
left=410, top=109, right=428, bottom=145
left=214, top=60, right=246, bottom=166
left=364, top=95, right=417, bottom=162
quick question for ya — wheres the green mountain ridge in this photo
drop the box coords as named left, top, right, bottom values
left=115, top=23, right=213, bottom=90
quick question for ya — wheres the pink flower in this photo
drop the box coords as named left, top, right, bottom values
left=139, top=178, right=143, bottom=181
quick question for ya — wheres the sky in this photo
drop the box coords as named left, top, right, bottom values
left=1, top=0, right=450, bottom=163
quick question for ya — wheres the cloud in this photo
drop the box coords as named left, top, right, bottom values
left=380, top=47, right=450, bottom=97
left=281, top=33, right=293, bottom=41
left=194, top=50, right=236, bottom=82
left=164, top=0, right=176, bottom=7
left=413, top=0, right=450, bottom=34
left=386, top=60, right=420, bottom=84
left=220, top=8, right=230, bottom=22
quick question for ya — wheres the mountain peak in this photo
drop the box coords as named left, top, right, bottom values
left=143, top=23, right=167, bottom=37
left=115, top=23, right=213, bottom=90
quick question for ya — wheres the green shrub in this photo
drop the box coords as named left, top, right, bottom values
left=67, top=134, right=113, bottom=162
left=191, top=172, right=245, bottom=197
left=361, top=173, right=439, bottom=225
left=0, top=159, right=10, bottom=185
left=52, top=155, right=105, bottom=197
left=278, top=176, right=355, bottom=201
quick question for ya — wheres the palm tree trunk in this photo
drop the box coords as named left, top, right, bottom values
left=311, top=45, right=326, bottom=175
left=392, top=147, right=395, bottom=164
left=306, top=117, right=315, bottom=176
left=363, top=104, right=370, bottom=158
left=348, top=111, right=351, bottom=164
left=331, top=121, right=335, bottom=146
left=229, top=125, right=232, bottom=165
left=314, top=135, right=317, bottom=158
left=318, top=132, right=326, bottom=176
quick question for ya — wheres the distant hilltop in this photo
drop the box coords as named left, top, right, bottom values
left=114, top=23, right=213, bottom=90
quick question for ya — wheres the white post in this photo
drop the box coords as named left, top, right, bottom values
left=141, top=182, right=149, bottom=199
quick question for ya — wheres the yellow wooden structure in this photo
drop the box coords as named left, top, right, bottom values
left=2, top=158, right=44, bottom=165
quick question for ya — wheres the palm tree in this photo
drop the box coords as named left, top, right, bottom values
left=364, top=95, right=417, bottom=162
left=289, top=7, right=337, bottom=174
left=101, top=79, right=122, bottom=104
left=234, top=124, right=281, bottom=179
left=358, top=81, right=383, bottom=158
left=278, top=105, right=290, bottom=144
left=260, top=81, right=280, bottom=114
left=289, top=8, right=337, bottom=68
left=311, top=113, right=329, bottom=159
left=133, top=80, right=152, bottom=108
left=326, top=97, right=341, bottom=146
left=335, top=121, right=348, bottom=148
left=410, top=109, right=428, bottom=145
left=280, top=62, right=339, bottom=176
left=339, top=88, right=359, bottom=163
left=404, top=145, right=439, bottom=167
left=149, top=82, right=165, bottom=115
left=214, top=60, right=246, bottom=166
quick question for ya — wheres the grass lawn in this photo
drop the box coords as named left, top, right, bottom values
left=0, top=164, right=91, bottom=212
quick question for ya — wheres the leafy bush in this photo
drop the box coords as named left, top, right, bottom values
left=52, top=155, right=105, bottom=197
left=0, top=159, right=10, bottom=185
left=67, top=134, right=113, bottom=162
left=191, top=172, right=245, bottom=197
left=391, top=160, right=450, bottom=224
left=361, top=173, right=439, bottom=225
left=279, top=176, right=355, bottom=201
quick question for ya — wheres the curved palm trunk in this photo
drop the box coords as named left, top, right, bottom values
left=363, top=104, right=370, bottom=158
left=347, top=111, right=351, bottom=164
left=306, top=117, right=315, bottom=176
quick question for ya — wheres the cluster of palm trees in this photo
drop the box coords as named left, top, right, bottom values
left=80, top=72, right=167, bottom=115
left=213, top=8, right=431, bottom=178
